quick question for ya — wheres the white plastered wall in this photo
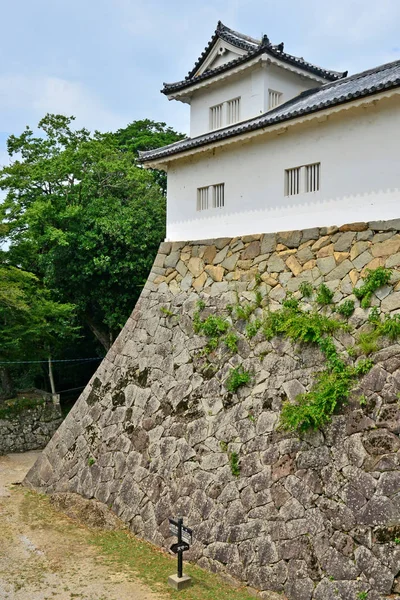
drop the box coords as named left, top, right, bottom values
left=264, top=63, right=318, bottom=111
left=166, top=97, right=400, bottom=241
left=189, top=68, right=266, bottom=137
left=189, top=62, right=323, bottom=138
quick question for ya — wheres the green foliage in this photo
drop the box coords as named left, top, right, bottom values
left=357, top=332, right=379, bottom=356
left=229, top=452, right=240, bottom=477
left=233, top=303, right=254, bottom=321
left=316, top=283, right=334, bottom=305
left=224, top=332, right=239, bottom=353
left=0, top=396, right=45, bottom=419
left=113, top=119, right=185, bottom=195
left=357, top=592, right=368, bottom=600
left=254, top=290, right=263, bottom=307
left=254, top=272, right=262, bottom=286
left=354, top=267, right=392, bottom=308
left=219, top=441, right=228, bottom=452
left=0, top=114, right=177, bottom=351
left=368, top=306, right=380, bottom=324
left=196, top=299, right=206, bottom=311
left=88, top=457, right=96, bottom=467
left=247, top=413, right=256, bottom=422
left=280, top=348, right=353, bottom=432
left=359, top=395, right=368, bottom=407
left=280, top=339, right=373, bottom=432
left=356, top=312, right=400, bottom=355
left=299, top=281, right=313, bottom=298
left=193, top=312, right=230, bottom=354
left=245, top=319, right=262, bottom=339
left=282, top=293, right=299, bottom=310
left=263, top=305, right=342, bottom=344
left=379, top=313, right=400, bottom=340
left=394, top=537, right=400, bottom=545
left=226, top=366, right=251, bottom=393
left=193, top=313, right=230, bottom=337
left=0, top=264, right=78, bottom=396
left=336, top=299, right=355, bottom=318
left=160, top=306, right=174, bottom=317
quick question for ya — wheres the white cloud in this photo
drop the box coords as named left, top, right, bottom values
left=0, top=75, right=128, bottom=133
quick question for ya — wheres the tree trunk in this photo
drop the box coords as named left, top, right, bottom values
left=85, top=316, right=112, bottom=351
left=0, top=367, right=14, bottom=401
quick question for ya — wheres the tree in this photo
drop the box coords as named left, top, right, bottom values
left=0, top=114, right=171, bottom=351
left=113, top=119, right=185, bottom=195
left=0, top=264, right=77, bottom=398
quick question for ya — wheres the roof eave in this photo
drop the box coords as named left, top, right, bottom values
left=140, top=86, right=400, bottom=167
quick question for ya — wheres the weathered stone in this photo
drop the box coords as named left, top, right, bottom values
left=187, top=256, right=204, bottom=277
left=381, top=291, right=400, bottom=312
left=297, top=447, right=330, bottom=470
left=363, top=429, right=400, bottom=455
left=285, top=255, right=302, bottom=276
left=371, top=235, right=400, bottom=257
left=277, top=230, right=302, bottom=248
left=204, top=264, right=224, bottom=282
left=242, top=241, right=261, bottom=260
left=267, top=255, right=285, bottom=273
left=334, top=231, right=356, bottom=252
left=316, top=256, right=336, bottom=275
left=325, top=259, right=353, bottom=281
left=202, top=245, right=217, bottom=264
left=369, top=218, right=400, bottom=231
left=339, top=222, right=368, bottom=232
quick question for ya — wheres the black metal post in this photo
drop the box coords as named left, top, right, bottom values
left=177, top=517, right=183, bottom=578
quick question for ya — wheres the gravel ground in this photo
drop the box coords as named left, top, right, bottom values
left=0, top=452, right=163, bottom=600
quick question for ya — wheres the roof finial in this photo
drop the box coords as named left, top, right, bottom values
left=276, top=42, right=284, bottom=52
left=216, top=20, right=223, bottom=31
left=261, top=34, right=270, bottom=47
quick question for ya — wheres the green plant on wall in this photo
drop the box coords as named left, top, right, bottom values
left=354, top=267, right=392, bottom=308
left=229, top=452, right=240, bottom=477
left=316, top=283, right=334, bottom=305
left=226, top=366, right=251, bottom=393
left=299, top=281, right=313, bottom=298
left=191, top=267, right=398, bottom=434
left=336, top=299, right=355, bottom=318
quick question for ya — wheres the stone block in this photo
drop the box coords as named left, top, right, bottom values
left=168, top=574, right=192, bottom=590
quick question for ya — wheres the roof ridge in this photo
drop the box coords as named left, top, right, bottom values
left=218, top=22, right=261, bottom=46
left=319, top=57, right=400, bottom=92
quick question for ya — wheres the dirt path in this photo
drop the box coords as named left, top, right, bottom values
left=0, top=452, right=164, bottom=600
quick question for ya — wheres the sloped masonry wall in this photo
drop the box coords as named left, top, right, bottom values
left=25, top=219, right=400, bottom=599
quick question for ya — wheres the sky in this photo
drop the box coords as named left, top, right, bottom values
left=0, top=0, right=399, bottom=165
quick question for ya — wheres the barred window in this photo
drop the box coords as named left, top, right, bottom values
left=285, top=167, right=301, bottom=196
left=213, top=183, right=225, bottom=208
left=197, top=184, right=225, bottom=211
left=285, top=163, right=321, bottom=196
left=227, top=98, right=240, bottom=125
left=268, top=89, right=282, bottom=109
left=197, top=186, right=209, bottom=211
left=210, top=103, right=223, bottom=130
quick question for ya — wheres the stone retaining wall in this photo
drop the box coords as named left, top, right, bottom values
left=25, top=219, right=400, bottom=599
left=0, top=402, right=63, bottom=454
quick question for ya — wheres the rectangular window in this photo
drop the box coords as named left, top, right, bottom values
left=227, top=98, right=240, bottom=125
left=213, top=183, right=225, bottom=208
left=269, top=89, right=282, bottom=109
left=210, top=103, right=223, bottom=130
left=285, top=163, right=321, bottom=196
left=197, top=186, right=209, bottom=211
left=197, top=184, right=225, bottom=211
left=285, top=167, right=301, bottom=196
left=306, top=163, right=320, bottom=193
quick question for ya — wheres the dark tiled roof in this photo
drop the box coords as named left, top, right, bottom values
left=162, top=22, right=346, bottom=95
left=141, top=59, right=400, bottom=163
